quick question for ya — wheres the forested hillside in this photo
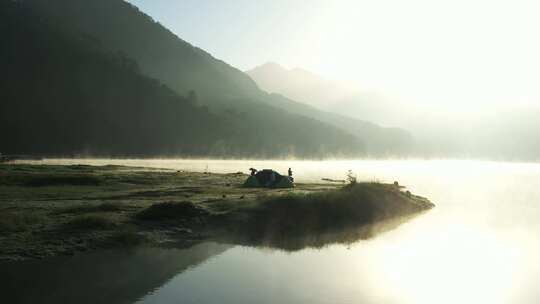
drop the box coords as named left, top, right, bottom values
left=23, top=0, right=261, bottom=103
left=22, top=0, right=414, bottom=156
left=1, top=0, right=364, bottom=158
left=0, top=0, right=224, bottom=156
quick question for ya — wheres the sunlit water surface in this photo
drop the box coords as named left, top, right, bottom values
left=9, top=159, right=540, bottom=303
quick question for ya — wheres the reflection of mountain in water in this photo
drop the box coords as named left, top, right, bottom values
left=0, top=243, right=231, bottom=304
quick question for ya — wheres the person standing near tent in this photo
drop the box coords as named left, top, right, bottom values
left=249, top=168, right=258, bottom=176
left=288, top=167, right=294, bottom=182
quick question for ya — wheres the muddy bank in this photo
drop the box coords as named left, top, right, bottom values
left=0, top=164, right=433, bottom=261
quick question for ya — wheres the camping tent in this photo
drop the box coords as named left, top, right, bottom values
left=243, top=169, right=294, bottom=188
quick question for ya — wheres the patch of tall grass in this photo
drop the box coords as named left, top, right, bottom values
left=232, top=183, right=434, bottom=246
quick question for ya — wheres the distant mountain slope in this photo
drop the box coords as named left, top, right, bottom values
left=22, top=0, right=413, bottom=156
left=247, top=62, right=404, bottom=127
left=1, top=0, right=364, bottom=158
left=247, top=63, right=414, bottom=154
left=264, top=94, right=414, bottom=156
left=247, top=62, right=354, bottom=110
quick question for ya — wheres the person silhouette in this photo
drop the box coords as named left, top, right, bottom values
left=288, top=167, right=294, bottom=182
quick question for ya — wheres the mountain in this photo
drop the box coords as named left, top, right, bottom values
left=247, top=63, right=414, bottom=155
left=247, top=62, right=405, bottom=127
left=247, top=63, right=354, bottom=110
left=16, top=0, right=414, bottom=157
left=264, top=94, right=414, bottom=156
left=0, top=0, right=222, bottom=156
left=22, top=0, right=261, bottom=105
left=1, top=0, right=364, bottom=158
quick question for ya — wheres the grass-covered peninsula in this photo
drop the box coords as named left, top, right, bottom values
left=0, top=164, right=434, bottom=261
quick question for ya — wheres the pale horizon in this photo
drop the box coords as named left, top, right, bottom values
left=128, top=0, right=540, bottom=113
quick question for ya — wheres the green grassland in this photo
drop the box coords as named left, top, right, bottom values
left=0, top=164, right=434, bottom=261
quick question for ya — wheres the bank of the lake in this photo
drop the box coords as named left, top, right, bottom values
left=0, top=164, right=433, bottom=261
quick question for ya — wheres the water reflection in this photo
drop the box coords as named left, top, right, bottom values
left=0, top=214, right=431, bottom=304
left=0, top=243, right=231, bottom=304
left=221, top=213, right=427, bottom=251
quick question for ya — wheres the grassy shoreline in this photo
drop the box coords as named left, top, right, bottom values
left=0, top=164, right=434, bottom=261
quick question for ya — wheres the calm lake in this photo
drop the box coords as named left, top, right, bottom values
left=4, top=159, right=540, bottom=303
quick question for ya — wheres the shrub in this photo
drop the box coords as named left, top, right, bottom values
left=346, top=170, right=357, bottom=185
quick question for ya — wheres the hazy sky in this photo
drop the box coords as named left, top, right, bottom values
left=128, top=0, right=540, bottom=110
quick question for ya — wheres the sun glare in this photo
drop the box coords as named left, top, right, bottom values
left=285, top=0, right=540, bottom=111
left=370, top=222, right=525, bottom=304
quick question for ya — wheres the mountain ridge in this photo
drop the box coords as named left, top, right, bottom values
left=247, top=62, right=404, bottom=128
left=247, top=62, right=355, bottom=109
left=1, top=0, right=366, bottom=158
left=17, top=0, right=414, bottom=157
